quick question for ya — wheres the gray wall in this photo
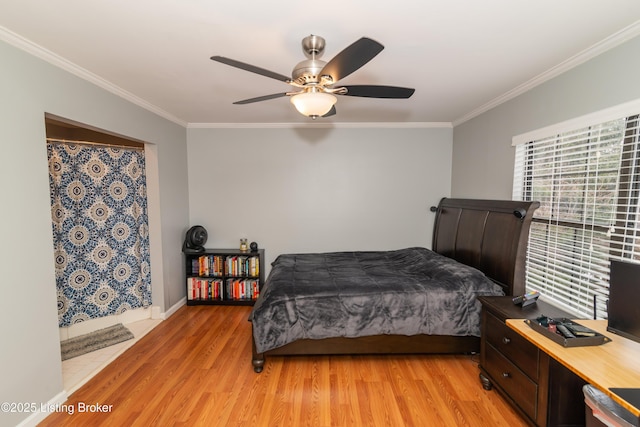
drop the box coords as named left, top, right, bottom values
left=187, top=126, right=452, bottom=270
left=452, top=35, right=640, bottom=199
left=0, top=40, right=189, bottom=426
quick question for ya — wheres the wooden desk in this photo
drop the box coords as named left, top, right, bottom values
left=507, top=319, right=640, bottom=418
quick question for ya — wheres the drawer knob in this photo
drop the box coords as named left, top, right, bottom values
left=502, top=372, right=511, bottom=378
left=502, top=337, right=511, bottom=344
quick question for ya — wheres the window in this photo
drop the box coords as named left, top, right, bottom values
left=513, top=109, right=640, bottom=319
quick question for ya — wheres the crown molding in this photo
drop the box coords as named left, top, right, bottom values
left=452, top=20, right=640, bottom=127
left=5, top=18, right=638, bottom=130
left=187, top=121, right=452, bottom=129
left=0, top=26, right=448, bottom=130
left=0, top=25, right=188, bottom=128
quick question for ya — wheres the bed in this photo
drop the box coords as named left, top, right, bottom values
left=249, top=198, right=539, bottom=373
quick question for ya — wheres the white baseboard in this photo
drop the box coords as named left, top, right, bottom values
left=58, top=298, right=186, bottom=340
left=59, top=307, right=154, bottom=340
left=151, top=305, right=162, bottom=319
left=162, top=297, right=186, bottom=319
left=15, top=391, right=67, bottom=427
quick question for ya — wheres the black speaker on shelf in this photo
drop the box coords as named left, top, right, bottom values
left=182, top=226, right=208, bottom=253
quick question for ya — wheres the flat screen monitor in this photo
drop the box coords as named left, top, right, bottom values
left=607, top=260, right=640, bottom=344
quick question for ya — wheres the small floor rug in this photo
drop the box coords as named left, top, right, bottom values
left=60, top=323, right=134, bottom=361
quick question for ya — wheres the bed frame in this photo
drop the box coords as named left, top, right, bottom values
left=251, top=197, right=539, bottom=373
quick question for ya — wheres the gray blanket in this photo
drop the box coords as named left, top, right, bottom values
left=250, top=247, right=504, bottom=354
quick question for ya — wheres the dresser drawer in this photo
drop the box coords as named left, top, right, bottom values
left=484, top=343, right=538, bottom=421
left=484, top=311, right=539, bottom=380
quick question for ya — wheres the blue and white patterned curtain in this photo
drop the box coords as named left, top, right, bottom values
left=47, top=142, right=152, bottom=327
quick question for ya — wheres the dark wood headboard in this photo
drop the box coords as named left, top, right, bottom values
left=432, top=198, right=539, bottom=296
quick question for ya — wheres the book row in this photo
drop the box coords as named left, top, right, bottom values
left=190, top=254, right=260, bottom=278
left=186, top=277, right=260, bottom=301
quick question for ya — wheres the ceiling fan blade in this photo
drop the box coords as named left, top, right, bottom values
left=340, top=85, right=415, bottom=99
left=320, top=37, right=384, bottom=83
left=322, top=105, right=337, bottom=117
left=211, top=56, right=291, bottom=83
left=233, top=93, right=289, bottom=105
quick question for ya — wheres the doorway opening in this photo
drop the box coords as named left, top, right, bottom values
left=45, top=114, right=159, bottom=391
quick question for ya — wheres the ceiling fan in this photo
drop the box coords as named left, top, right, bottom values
left=210, top=35, right=415, bottom=119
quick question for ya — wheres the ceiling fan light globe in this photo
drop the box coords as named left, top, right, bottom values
left=290, top=92, right=337, bottom=118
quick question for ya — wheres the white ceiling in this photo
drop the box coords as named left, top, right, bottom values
left=1, top=1, right=640, bottom=127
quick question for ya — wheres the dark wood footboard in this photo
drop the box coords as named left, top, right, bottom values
left=252, top=324, right=480, bottom=373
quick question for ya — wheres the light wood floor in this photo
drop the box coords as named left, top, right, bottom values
left=40, top=305, right=528, bottom=427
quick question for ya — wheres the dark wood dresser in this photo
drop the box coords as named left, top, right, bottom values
left=478, top=296, right=588, bottom=427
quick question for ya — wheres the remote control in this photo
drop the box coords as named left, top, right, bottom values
left=557, top=324, right=576, bottom=339
left=512, top=290, right=540, bottom=306
left=512, top=294, right=524, bottom=305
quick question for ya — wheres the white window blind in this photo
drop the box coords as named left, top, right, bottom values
left=513, top=114, right=640, bottom=319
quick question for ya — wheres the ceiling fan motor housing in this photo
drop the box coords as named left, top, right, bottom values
left=292, top=35, right=333, bottom=87
left=292, top=58, right=327, bottom=85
